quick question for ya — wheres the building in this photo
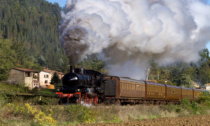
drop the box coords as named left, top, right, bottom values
left=8, top=68, right=39, bottom=89
left=204, top=83, right=210, bottom=91
left=39, top=68, right=64, bottom=88
left=42, top=68, right=64, bottom=80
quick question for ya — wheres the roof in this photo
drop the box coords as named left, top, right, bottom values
left=13, top=68, right=39, bottom=72
left=119, top=77, right=145, bottom=83
left=181, top=87, right=193, bottom=90
left=43, top=69, right=64, bottom=75
left=146, top=81, right=165, bottom=86
left=165, top=85, right=181, bottom=89
left=205, top=83, right=210, bottom=86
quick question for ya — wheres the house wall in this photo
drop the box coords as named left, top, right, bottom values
left=8, top=69, right=35, bottom=89
left=25, top=77, right=33, bottom=89
left=39, top=71, right=51, bottom=86
left=206, top=86, right=210, bottom=91
left=8, top=69, right=25, bottom=85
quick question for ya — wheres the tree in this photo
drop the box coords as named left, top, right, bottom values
left=0, top=0, right=69, bottom=73
left=50, top=72, right=61, bottom=88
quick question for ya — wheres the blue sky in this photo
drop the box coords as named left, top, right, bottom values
left=47, top=0, right=210, bottom=50
left=46, top=0, right=67, bottom=7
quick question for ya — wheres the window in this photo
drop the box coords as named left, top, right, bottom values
left=45, top=80, right=48, bottom=84
left=44, top=75, right=49, bottom=78
left=25, top=72, right=31, bottom=77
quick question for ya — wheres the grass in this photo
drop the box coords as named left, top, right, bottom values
left=1, top=97, right=210, bottom=126
left=0, top=82, right=56, bottom=96
left=36, top=89, right=55, bottom=96
left=0, top=82, right=29, bottom=95
left=1, top=82, right=210, bottom=125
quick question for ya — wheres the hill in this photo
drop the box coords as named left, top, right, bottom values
left=0, top=0, right=69, bottom=70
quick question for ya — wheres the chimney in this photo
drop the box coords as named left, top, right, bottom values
left=70, top=66, right=75, bottom=73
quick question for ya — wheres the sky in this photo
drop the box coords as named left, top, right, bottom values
left=46, top=0, right=67, bottom=7
left=46, top=0, right=210, bottom=50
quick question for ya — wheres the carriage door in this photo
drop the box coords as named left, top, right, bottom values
left=105, top=79, right=116, bottom=97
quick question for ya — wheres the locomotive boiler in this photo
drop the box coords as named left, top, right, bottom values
left=56, top=66, right=106, bottom=105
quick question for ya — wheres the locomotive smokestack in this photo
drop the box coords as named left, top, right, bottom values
left=70, top=66, right=75, bottom=73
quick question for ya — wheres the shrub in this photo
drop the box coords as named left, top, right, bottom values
left=180, top=98, right=191, bottom=110
left=62, top=105, right=97, bottom=123
left=197, top=94, right=210, bottom=108
left=191, top=101, right=199, bottom=114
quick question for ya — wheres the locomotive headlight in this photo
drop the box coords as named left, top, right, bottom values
left=70, top=76, right=78, bottom=81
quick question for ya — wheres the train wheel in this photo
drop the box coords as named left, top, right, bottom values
left=59, top=99, right=63, bottom=105
left=163, top=101, right=166, bottom=105
left=84, top=98, right=88, bottom=104
left=94, top=97, right=98, bottom=106
left=87, top=98, right=89, bottom=104
left=143, top=100, right=147, bottom=104
left=89, top=98, right=93, bottom=105
left=76, top=98, right=81, bottom=104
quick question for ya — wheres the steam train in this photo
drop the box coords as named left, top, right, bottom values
left=55, top=66, right=209, bottom=105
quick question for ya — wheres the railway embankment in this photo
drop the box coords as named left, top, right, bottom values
left=1, top=82, right=210, bottom=125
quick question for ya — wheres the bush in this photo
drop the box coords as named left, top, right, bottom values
left=191, top=101, right=199, bottom=114
left=197, top=94, right=210, bottom=108
left=180, top=98, right=191, bottom=110
left=63, top=105, right=97, bottom=123
left=161, top=103, right=180, bottom=113
left=179, top=98, right=200, bottom=114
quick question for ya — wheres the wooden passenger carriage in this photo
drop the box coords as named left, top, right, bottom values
left=104, top=76, right=203, bottom=104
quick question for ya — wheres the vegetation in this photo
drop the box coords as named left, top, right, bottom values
left=1, top=94, right=210, bottom=125
left=37, top=89, right=55, bottom=96
left=149, top=48, right=210, bottom=87
left=0, top=0, right=69, bottom=81
left=0, top=82, right=56, bottom=96
left=0, top=0, right=108, bottom=81
left=50, top=72, right=61, bottom=89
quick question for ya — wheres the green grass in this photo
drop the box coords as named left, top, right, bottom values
left=37, top=89, right=55, bottom=96
left=1, top=82, right=210, bottom=125
left=0, top=82, right=29, bottom=95
left=0, top=82, right=56, bottom=96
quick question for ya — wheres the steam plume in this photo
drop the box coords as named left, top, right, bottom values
left=59, top=0, right=210, bottom=79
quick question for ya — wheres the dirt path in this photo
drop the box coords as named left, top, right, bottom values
left=79, top=115, right=210, bottom=126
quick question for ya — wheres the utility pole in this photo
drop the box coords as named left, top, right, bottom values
left=146, top=68, right=151, bottom=81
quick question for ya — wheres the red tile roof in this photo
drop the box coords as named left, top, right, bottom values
left=13, top=68, right=39, bottom=72
left=43, top=69, right=64, bottom=75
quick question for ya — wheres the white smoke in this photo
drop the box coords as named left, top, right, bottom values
left=59, top=0, right=210, bottom=79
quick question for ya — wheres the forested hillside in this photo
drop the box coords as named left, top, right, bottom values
left=0, top=0, right=69, bottom=80
left=0, top=0, right=106, bottom=81
left=0, top=0, right=69, bottom=69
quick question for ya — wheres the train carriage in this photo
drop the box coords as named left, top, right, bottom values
left=165, top=85, right=182, bottom=101
left=104, top=76, right=145, bottom=99
left=145, top=82, right=165, bottom=100
left=181, top=87, right=193, bottom=101
left=193, top=89, right=203, bottom=100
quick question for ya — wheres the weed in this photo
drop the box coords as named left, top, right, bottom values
left=180, top=98, right=191, bottom=110
left=191, top=101, right=199, bottom=114
left=150, top=115, right=157, bottom=119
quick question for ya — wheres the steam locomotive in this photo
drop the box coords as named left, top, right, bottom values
left=55, top=66, right=208, bottom=105
left=55, top=66, right=106, bottom=105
